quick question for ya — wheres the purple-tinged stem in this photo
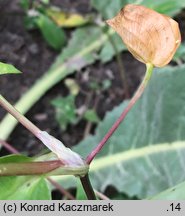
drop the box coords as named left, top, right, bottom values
left=86, top=63, right=154, bottom=164
left=94, top=189, right=110, bottom=200
left=0, top=94, right=41, bottom=137
left=0, top=139, right=19, bottom=154
left=48, top=177, right=75, bottom=200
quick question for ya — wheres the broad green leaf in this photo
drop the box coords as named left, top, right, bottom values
left=143, top=0, right=185, bottom=16
left=36, top=14, right=66, bottom=50
left=51, top=95, right=78, bottom=130
left=7, top=177, right=51, bottom=200
left=0, top=62, right=21, bottom=75
left=0, top=154, right=31, bottom=163
left=49, top=25, right=103, bottom=73
left=150, top=181, right=185, bottom=200
left=91, top=0, right=185, bottom=19
left=70, top=65, right=185, bottom=198
left=0, top=155, right=51, bottom=200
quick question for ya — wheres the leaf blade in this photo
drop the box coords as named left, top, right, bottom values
left=0, top=62, right=21, bottom=75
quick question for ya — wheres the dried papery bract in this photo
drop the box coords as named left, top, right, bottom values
left=106, top=4, right=181, bottom=67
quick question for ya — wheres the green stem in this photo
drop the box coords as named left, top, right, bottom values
left=86, top=63, right=154, bottom=164
left=80, top=174, right=96, bottom=200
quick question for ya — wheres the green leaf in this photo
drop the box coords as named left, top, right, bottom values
left=49, top=25, right=103, bottom=73
left=0, top=62, right=21, bottom=75
left=51, top=95, right=78, bottom=130
left=84, top=109, right=100, bottom=123
left=0, top=155, right=50, bottom=200
left=0, top=154, right=31, bottom=163
left=144, top=0, right=185, bottom=16
left=36, top=14, right=66, bottom=50
left=149, top=181, right=185, bottom=200
left=71, top=65, right=185, bottom=199
left=7, top=178, right=51, bottom=200
left=91, top=0, right=185, bottom=19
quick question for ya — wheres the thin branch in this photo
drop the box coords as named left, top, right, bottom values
left=0, top=94, right=41, bottom=137
left=0, top=139, right=19, bottom=154
left=94, top=189, right=110, bottom=200
left=86, top=63, right=154, bottom=164
left=48, top=177, right=75, bottom=200
left=83, top=95, right=100, bottom=138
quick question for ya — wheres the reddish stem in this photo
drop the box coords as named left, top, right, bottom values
left=0, top=139, right=19, bottom=154
left=86, top=63, right=153, bottom=164
left=0, top=95, right=41, bottom=137
left=48, top=177, right=75, bottom=200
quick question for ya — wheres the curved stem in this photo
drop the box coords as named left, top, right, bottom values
left=86, top=63, right=154, bottom=164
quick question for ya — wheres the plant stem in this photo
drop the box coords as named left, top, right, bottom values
left=94, top=189, right=110, bottom=200
left=0, top=139, right=19, bottom=154
left=86, top=63, right=154, bottom=164
left=47, top=177, right=75, bottom=200
left=80, top=174, right=96, bottom=200
left=0, top=94, right=41, bottom=137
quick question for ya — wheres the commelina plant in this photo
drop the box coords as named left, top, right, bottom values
left=0, top=4, right=181, bottom=199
